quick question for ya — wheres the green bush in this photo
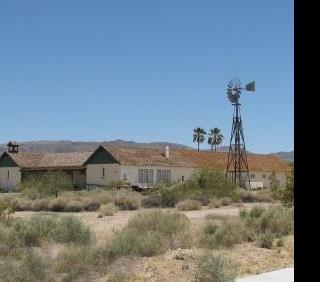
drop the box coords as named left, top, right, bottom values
left=176, top=199, right=202, bottom=211
left=21, top=171, right=73, bottom=199
left=194, top=253, right=238, bottom=282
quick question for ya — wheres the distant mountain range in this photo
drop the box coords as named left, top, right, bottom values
left=0, top=140, right=293, bottom=163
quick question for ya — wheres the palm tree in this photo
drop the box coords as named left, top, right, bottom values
left=208, top=127, right=224, bottom=152
left=193, top=127, right=207, bottom=151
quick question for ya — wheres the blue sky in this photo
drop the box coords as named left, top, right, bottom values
left=0, top=0, right=293, bottom=153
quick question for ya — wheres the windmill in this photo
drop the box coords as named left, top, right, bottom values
left=225, top=77, right=255, bottom=189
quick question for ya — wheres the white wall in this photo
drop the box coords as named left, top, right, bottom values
left=86, top=164, right=121, bottom=186
left=120, top=165, right=195, bottom=186
left=0, top=167, right=21, bottom=191
left=249, top=171, right=288, bottom=188
left=86, top=163, right=288, bottom=189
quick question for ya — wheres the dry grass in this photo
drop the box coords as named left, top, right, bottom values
left=11, top=188, right=144, bottom=212
left=176, top=200, right=202, bottom=211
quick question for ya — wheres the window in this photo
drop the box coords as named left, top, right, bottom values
left=7, top=170, right=9, bottom=180
left=250, top=174, right=255, bottom=178
left=262, top=174, right=267, bottom=179
left=156, top=169, right=171, bottom=183
left=181, top=175, right=185, bottom=182
left=102, top=167, right=105, bottom=177
left=123, top=174, right=128, bottom=180
left=138, top=169, right=154, bottom=184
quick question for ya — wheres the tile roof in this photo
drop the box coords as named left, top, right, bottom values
left=104, top=145, right=291, bottom=172
left=7, top=151, right=92, bottom=169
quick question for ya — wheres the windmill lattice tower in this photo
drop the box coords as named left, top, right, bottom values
left=225, top=77, right=255, bottom=189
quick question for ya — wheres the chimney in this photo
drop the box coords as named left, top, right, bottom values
left=165, top=146, right=170, bottom=158
left=7, top=141, right=19, bottom=154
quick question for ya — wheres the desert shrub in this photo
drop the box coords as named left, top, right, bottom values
left=194, top=253, right=238, bottom=282
left=257, top=232, right=274, bottom=249
left=64, top=200, right=84, bottom=212
left=176, top=199, right=202, bottom=211
left=113, top=189, right=141, bottom=210
left=31, top=198, right=50, bottom=211
left=21, top=171, right=73, bottom=199
left=99, top=203, right=118, bottom=216
left=220, top=197, right=232, bottom=206
left=0, top=250, right=50, bottom=282
left=249, top=205, right=265, bottom=218
left=16, top=198, right=33, bottom=211
left=270, top=171, right=294, bottom=208
left=276, top=238, right=284, bottom=247
left=48, top=197, right=66, bottom=212
left=11, top=215, right=92, bottom=246
left=199, top=218, right=244, bottom=249
left=280, top=171, right=294, bottom=208
left=158, top=187, right=177, bottom=207
left=208, top=198, right=222, bottom=208
left=106, top=210, right=192, bottom=258
left=83, top=198, right=101, bottom=211
left=141, top=194, right=161, bottom=208
left=0, top=200, right=16, bottom=224
left=258, top=205, right=293, bottom=237
left=239, top=208, right=248, bottom=218
left=192, top=170, right=237, bottom=198
left=53, top=246, right=96, bottom=281
left=51, top=216, right=92, bottom=244
left=240, top=190, right=270, bottom=203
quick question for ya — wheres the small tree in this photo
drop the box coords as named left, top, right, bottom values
left=208, top=128, right=224, bottom=151
left=268, top=171, right=281, bottom=201
left=268, top=170, right=294, bottom=208
left=193, top=127, right=207, bottom=151
left=280, top=170, right=294, bottom=208
left=22, top=171, right=73, bottom=198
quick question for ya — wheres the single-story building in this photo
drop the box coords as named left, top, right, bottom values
left=0, top=142, right=291, bottom=191
left=0, top=143, right=92, bottom=191
left=84, top=145, right=291, bottom=189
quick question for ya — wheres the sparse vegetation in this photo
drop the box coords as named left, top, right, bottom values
left=194, top=253, right=238, bottom=282
left=198, top=217, right=245, bottom=249
left=7, top=188, right=143, bottom=212
left=98, top=203, right=118, bottom=216
left=105, top=210, right=192, bottom=258
left=257, top=232, right=274, bottom=249
left=208, top=197, right=222, bottom=208
left=21, top=171, right=73, bottom=199
left=176, top=199, right=202, bottom=211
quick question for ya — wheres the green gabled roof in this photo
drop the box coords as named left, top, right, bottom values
left=84, top=145, right=119, bottom=165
